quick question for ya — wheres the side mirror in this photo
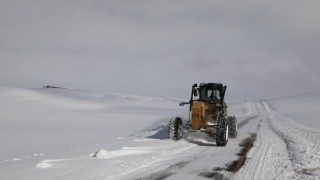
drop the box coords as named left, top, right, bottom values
left=193, top=89, right=198, bottom=97
left=179, top=102, right=190, bottom=106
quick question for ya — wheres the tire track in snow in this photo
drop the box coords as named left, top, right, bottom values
left=237, top=115, right=260, bottom=129
left=264, top=101, right=320, bottom=179
left=135, top=160, right=192, bottom=180
left=96, top=140, right=200, bottom=180
left=232, top=101, right=295, bottom=180
left=131, top=132, right=242, bottom=180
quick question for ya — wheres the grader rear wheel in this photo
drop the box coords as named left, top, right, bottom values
left=227, top=116, right=238, bottom=138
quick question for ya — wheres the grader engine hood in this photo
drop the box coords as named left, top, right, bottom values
left=191, top=102, right=216, bottom=130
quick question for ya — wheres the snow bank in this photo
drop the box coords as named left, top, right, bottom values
left=35, top=161, right=53, bottom=169
left=93, top=149, right=110, bottom=159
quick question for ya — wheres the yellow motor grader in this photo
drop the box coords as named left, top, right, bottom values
left=168, top=83, right=237, bottom=146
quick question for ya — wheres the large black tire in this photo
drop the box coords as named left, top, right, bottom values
left=168, top=117, right=183, bottom=140
left=227, top=116, right=238, bottom=138
left=216, top=115, right=228, bottom=146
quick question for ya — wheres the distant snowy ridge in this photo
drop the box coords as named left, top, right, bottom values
left=43, top=85, right=74, bottom=89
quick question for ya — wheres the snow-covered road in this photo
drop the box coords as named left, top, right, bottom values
left=234, top=101, right=320, bottom=180
left=0, top=88, right=319, bottom=180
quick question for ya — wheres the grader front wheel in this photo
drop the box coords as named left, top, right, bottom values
left=216, top=115, right=228, bottom=146
left=168, top=117, right=183, bottom=140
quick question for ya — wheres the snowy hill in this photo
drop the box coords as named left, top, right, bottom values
left=0, top=88, right=320, bottom=179
left=267, top=92, right=320, bottom=129
left=0, top=87, right=185, bottom=179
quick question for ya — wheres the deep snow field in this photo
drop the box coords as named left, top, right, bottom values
left=0, top=87, right=320, bottom=180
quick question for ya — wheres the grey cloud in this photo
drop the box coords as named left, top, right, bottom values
left=0, top=0, right=320, bottom=99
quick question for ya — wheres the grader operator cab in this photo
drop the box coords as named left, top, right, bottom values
left=168, top=83, right=237, bottom=146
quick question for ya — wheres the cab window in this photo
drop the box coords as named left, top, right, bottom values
left=214, top=90, right=221, bottom=101
left=199, top=88, right=213, bottom=100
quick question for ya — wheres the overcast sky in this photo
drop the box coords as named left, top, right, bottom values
left=0, top=0, right=320, bottom=99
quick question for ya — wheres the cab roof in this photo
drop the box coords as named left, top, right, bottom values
left=199, top=83, right=224, bottom=90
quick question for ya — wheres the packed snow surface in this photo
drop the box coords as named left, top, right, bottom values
left=0, top=88, right=319, bottom=180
